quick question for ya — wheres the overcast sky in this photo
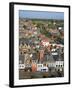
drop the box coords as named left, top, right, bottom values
left=19, top=10, right=64, bottom=20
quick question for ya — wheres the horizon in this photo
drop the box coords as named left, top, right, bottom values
left=19, top=10, right=64, bottom=20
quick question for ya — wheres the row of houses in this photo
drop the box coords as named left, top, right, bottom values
left=19, top=19, right=64, bottom=73
left=19, top=61, right=64, bottom=72
left=19, top=42, right=64, bottom=60
left=19, top=43, right=64, bottom=72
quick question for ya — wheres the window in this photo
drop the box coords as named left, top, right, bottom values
left=59, top=65, right=60, bottom=67
left=61, top=65, right=62, bottom=67
left=56, top=65, right=58, bottom=67
left=38, top=65, right=42, bottom=67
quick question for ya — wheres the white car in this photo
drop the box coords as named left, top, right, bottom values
left=41, top=66, right=48, bottom=72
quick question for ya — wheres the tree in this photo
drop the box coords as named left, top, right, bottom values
left=23, top=25, right=27, bottom=29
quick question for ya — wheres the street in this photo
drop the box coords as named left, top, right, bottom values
left=19, top=69, right=64, bottom=79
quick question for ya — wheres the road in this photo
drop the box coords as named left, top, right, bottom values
left=19, top=70, right=64, bottom=79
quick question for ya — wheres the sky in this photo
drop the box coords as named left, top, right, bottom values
left=19, top=10, right=64, bottom=20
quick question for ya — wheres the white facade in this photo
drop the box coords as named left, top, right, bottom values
left=55, top=61, right=64, bottom=67
left=37, top=64, right=48, bottom=72
left=48, top=62, right=56, bottom=67
left=55, top=61, right=64, bottom=71
left=19, top=64, right=25, bottom=69
left=37, top=64, right=43, bottom=71
left=47, top=61, right=64, bottom=69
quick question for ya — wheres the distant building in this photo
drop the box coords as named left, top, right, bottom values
left=19, top=43, right=31, bottom=54
left=58, top=26, right=64, bottom=31
left=49, top=29, right=60, bottom=39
